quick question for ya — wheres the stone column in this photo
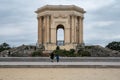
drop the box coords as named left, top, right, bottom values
left=71, top=15, right=75, bottom=43
left=70, top=16, right=72, bottom=43
left=79, top=16, right=83, bottom=44
left=65, top=28, right=70, bottom=44
left=79, top=16, right=81, bottom=43
left=49, top=16, right=51, bottom=43
left=76, top=17, right=79, bottom=44
left=74, top=16, right=77, bottom=43
left=46, top=15, right=50, bottom=43
left=64, top=16, right=71, bottom=44
left=81, top=17, right=84, bottom=43
left=43, top=16, right=47, bottom=43
left=51, top=28, right=56, bottom=44
left=41, top=17, right=44, bottom=44
left=38, top=17, right=42, bottom=44
left=50, top=15, right=56, bottom=44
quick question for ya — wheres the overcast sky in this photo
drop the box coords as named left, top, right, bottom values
left=0, top=0, right=120, bottom=47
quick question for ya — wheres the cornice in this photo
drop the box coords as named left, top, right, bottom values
left=35, top=5, right=86, bottom=14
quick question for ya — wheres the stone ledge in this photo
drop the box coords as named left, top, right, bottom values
left=1, top=65, right=120, bottom=68
left=0, top=62, right=120, bottom=68
left=0, top=57, right=120, bottom=62
left=35, top=5, right=86, bottom=13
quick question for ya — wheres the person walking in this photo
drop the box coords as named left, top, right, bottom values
left=50, top=52, right=54, bottom=62
left=56, top=54, right=59, bottom=62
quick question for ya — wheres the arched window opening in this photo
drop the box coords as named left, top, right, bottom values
left=56, top=25, right=64, bottom=46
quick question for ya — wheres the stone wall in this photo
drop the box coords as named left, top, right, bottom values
left=85, top=45, right=120, bottom=57
left=0, top=45, right=37, bottom=57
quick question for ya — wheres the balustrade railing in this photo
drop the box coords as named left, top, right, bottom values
left=57, top=40, right=64, bottom=46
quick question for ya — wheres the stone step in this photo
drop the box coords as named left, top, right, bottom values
left=0, top=62, right=120, bottom=68
left=0, top=57, right=120, bottom=62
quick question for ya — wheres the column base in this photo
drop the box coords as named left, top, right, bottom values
left=44, top=43, right=78, bottom=51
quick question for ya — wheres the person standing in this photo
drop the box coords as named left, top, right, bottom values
left=56, top=54, right=59, bottom=62
left=50, top=52, right=54, bottom=62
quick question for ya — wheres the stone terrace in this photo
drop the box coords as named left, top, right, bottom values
left=0, top=57, right=120, bottom=68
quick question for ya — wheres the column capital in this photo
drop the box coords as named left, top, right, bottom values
left=44, top=15, right=51, bottom=17
left=78, top=16, right=84, bottom=19
left=37, top=16, right=43, bottom=20
left=70, top=14, right=76, bottom=17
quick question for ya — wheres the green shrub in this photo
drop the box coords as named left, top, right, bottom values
left=53, top=48, right=91, bottom=57
left=82, top=51, right=91, bottom=57
left=0, top=42, right=11, bottom=52
left=31, top=51, right=42, bottom=57
left=106, top=41, right=120, bottom=52
left=69, top=49, right=75, bottom=54
left=78, top=51, right=91, bottom=57
left=54, top=49, right=70, bottom=57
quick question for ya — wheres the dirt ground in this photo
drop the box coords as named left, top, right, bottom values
left=0, top=68, right=120, bottom=80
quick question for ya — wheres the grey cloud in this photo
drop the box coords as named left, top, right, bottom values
left=88, top=1, right=120, bottom=21
left=0, top=0, right=120, bottom=47
left=0, top=31, right=37, bottom=46
left=83, top=0, right=120, bottom=46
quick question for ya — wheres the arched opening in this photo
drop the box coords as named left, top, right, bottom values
left=56, top=25, right=64, bottom=46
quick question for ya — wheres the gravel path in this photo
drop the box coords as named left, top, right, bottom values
left=0, top=68, right=120, bottom=80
